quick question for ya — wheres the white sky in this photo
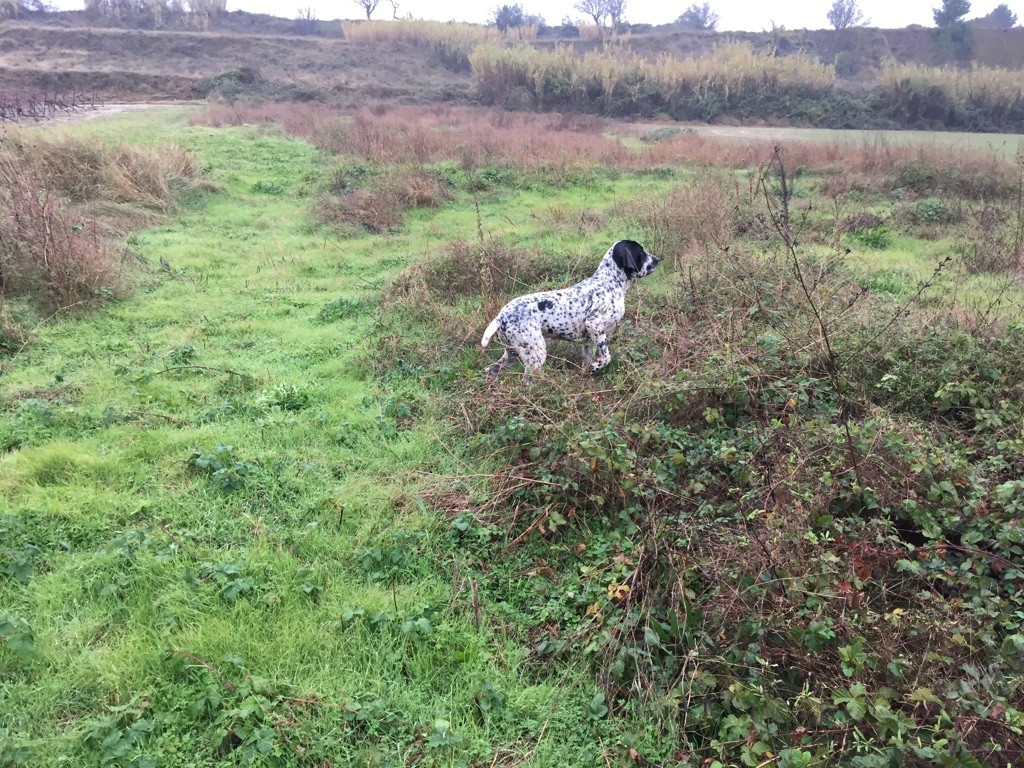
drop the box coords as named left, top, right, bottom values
left=51, top=0, right=1022, bottom=30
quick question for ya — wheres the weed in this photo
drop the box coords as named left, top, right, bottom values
left=187, top=445, right=256, bottom=493
left=315, top=296, right=370, bottom=323
left=848, top=225, right=892, bottom=249
left=256, top=383, right=310, bottom=412
left=0, top=613, right=34, bottom=656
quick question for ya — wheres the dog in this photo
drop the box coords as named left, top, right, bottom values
left=481, top=240, right=659, bottom=380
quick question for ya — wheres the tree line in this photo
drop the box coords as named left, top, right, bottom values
left=413, top=0, right=1018, bottom=35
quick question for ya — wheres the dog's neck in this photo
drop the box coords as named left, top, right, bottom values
left=594, top=253, right=631, bottom=289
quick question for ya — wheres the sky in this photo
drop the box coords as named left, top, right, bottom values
left=51, top=0, right=1021, bottom=31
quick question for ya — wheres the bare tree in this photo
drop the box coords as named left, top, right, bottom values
left=605, top=0, right=627, bottom=31
left=353, top=0, right=381, bottom=20
left=389, top=0, right=400, bottom=18
left=574, top=0, right=607, bottom=29
left=827, top=0, right=869, bottom=29
left=676, top=2, right=719, bottom=30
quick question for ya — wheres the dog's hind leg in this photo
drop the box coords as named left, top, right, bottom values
left=581, top=342, right=594, bottom=369
left=512, top=333, right=547, bottom=385
left=485, top=349, right=516, bottom=379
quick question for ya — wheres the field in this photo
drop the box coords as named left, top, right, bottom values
left=2, top=103, right=1023, bottom=767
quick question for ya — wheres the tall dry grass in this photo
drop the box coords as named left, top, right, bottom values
left=0, top=130, right=207, bottom=315
left=880, top=61, right=1024, bottom=108
left=188, top=102, right=338, bottom=141
left=341, top=18, right=537, bottom=47
left=318, top=105, right=628, bottom=172
left=0, top=154, right=123, bottom=312
left=1, top=129, right=205, bottom=212
left=470, top=42, right=834, bottom=115
left=341, top=18, right=537, bottom=71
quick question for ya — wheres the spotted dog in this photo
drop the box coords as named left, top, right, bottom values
left=480, top=240, right=659, bottom=380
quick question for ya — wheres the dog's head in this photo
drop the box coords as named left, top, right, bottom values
left=610, top=240, right=659, bottom=280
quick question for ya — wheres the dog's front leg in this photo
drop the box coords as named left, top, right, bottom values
left=590, top=334, right=612, bottom=372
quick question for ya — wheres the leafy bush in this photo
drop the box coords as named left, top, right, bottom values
left=848, top=225, right=892, bottom=249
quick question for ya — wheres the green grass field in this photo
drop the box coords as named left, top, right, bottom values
left=0, top=107, right=679, bottom=767
left=2, top=106, right=1023, bottom=767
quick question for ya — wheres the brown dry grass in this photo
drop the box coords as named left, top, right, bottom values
left=0, top=129, right=208, bottom=316
left=315, top=167, right=453, bottom=234
left=613, top=171, right=741, bottom=267
left=191, top=102, right=1019, bottom=197
left=0, top=153, right=125, bottom=312
left=384, top=239, right=573, bottom=335
left=1, top=128, right=207, bottom=212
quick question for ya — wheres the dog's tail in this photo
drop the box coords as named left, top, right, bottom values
left=480, top=317, right=501, bottom=348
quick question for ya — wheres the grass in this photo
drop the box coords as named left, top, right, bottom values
left=647, top=124, right=1024, bottom=162
left=0, top=107, right=672, bottom=767
left=3, top=105, right=1024, bottom=766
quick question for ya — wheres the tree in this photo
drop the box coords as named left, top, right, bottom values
left=1, top=0, right=51, bottom=17
left=353, top=0, right=380, bottom=20
left=932, top=0, right=973, bottom=62
left=493, top=3, right=526, bottom=30
left=933, top=0, right=970, bottom=26
left=969, top=3, right=1017, bottom=28
left=827, top=0, right=869, bottom=30
left=574, top=0, right=607, bottom=29
left=605, top=0, right=627, bottom=31
left=676, top=2, right=719, bottom=30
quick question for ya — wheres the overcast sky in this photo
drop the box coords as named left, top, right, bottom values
left=52, top=0, right=1022, bottom=30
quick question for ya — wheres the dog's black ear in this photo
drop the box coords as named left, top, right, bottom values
left=611, top=240, right=644, bottom=277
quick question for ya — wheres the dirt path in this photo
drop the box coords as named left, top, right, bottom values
left=15, top=102, right=193, bottom=126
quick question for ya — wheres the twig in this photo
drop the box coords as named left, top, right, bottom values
left=143, top=364, right=250, bottom=379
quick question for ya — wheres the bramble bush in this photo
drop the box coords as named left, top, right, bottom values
left=381, top=154, right=1024, bottom=765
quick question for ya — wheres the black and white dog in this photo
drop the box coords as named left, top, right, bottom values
left=481, top=240, right=659, bottom=380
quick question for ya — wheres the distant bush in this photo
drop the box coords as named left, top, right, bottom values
left=195, top=67, right=323, bottom=103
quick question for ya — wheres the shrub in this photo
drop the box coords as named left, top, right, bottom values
left=314, top=168, right=452, bottom=234
left=0, top=130, right=208, bottom=317
left=420, top=197, right=1023, bottom=768
left=385, top=239, right=575, bottom=333
left=847, top=225, right=892, bottom=249
left=0, top=153, right=123, bottom=312
left=1, top=130, right=204, bottom=212
left=612, top=173, right=739, bottom=266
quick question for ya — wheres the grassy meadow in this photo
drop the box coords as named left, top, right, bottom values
left=2, top=104, right=1024, bottom=767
